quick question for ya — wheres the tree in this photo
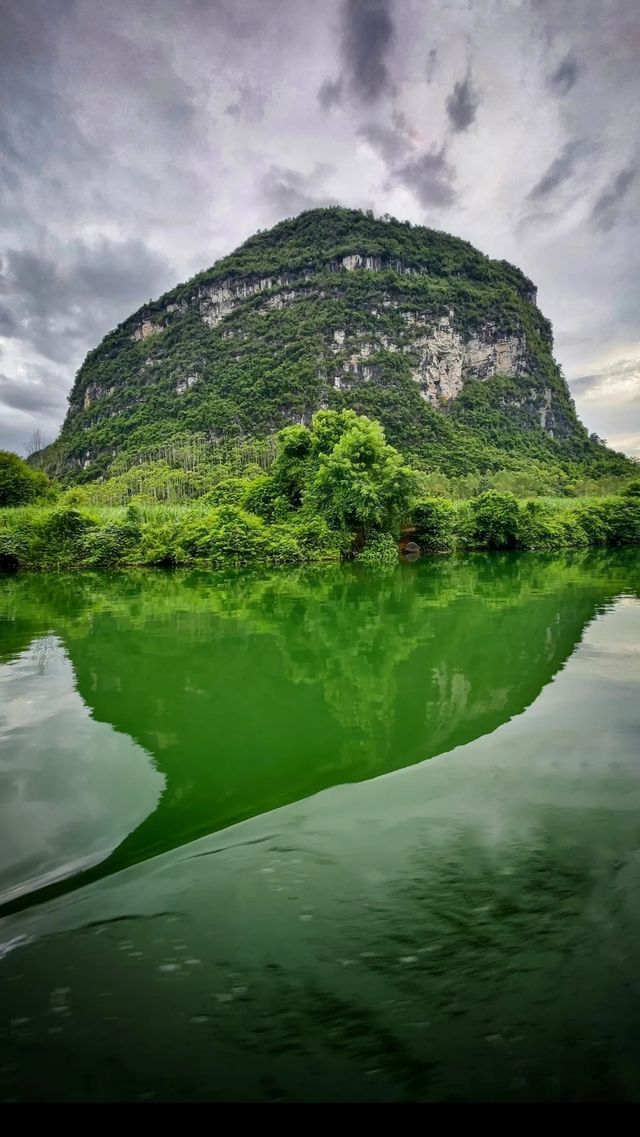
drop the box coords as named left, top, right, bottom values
left=308, top=413, right=415, bottom=552
left=0, top=450, right=50, bottom=506
left=26, top=429, right=46, bottom=464
left=471, top=490, right=521, bottom=549
left=411, top=498, right=456, bottom=551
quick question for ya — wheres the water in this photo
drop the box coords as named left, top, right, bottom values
left=0, top=551, right=639, bottom=1101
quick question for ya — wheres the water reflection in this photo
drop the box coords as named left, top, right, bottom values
left=0, top=595, right=639, bottom=1101
left=0, top=550, right=638, bottom=914
left=0, top=638, right=163, bottom=905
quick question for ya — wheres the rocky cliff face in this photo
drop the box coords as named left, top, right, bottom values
left=53, top=207, right=602, bottom=479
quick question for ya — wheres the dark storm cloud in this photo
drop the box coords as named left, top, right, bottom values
left=358, top=118, right=408, bottom=165
left=591, top=165, right=638, bottom=232
left=318, top=77, right=344, bottom=110
left=549, top=54, right=581, bottom=95
left=341, top=0, right=396, bottom=103
left=394, top=147, right=456, bottom=209
left=0, top=238, right=172, bottom=362
left=261, top=165, right=337, bottom=218
left=358, top=110, right=455, bottom=212
left=445, top=72, right=479, bottom=133
left=0, top=372, right=64, bottom=415
left=0, top=0, right=95, bottom=193
left=527, top=140, right=587, bottom=201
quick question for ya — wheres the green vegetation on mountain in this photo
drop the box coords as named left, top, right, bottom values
left=39, top=207, right=634, bottom=485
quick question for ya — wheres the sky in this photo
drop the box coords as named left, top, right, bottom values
left=1, top=0, right=639, bottom=458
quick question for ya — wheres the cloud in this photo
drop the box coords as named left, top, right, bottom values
left=393, top=146, right=456, bottom=208
left=340, top=0, right=396, bottom=103
left=358, top=120, right=408, bottom=165
left=0, top=305, right=18, bottom=338
left=0, top=237, right=172, bottom=363
left=0, top=371, right=64, bottom=415
left=0, top=0, right=639, bottom=457
left=318, top=77, right=344, bottom=110
left=591, top=165, right=638, bottom=232
left=527, top=139, right=588, bottom=201
left=569, top=355, right=640, bottom=459
left=548, top=54, right=580, bottom=95
left=261, top=165, right=337, bottom=217
left=445, top=71, right=479, bottom=133
left=225, top=83, right=265, bottom=123
left=570, top=357, right=640, bottom=405
left=425, top=47, right=437, bottom=84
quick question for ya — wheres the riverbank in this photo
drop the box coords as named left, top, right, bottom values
left=1, top=490, right=639, bottom=571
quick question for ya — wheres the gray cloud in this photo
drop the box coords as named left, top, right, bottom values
left=446, top=72, right=479, bottom=133
left=341, top=0, right=396, bottom=103
left=394, top=147, right=456, bottom=209
left=0, top=305, right=18, bottom=338
left=591, top=165, right=638, bottom=232
left=318, top=77, right=344, bottom=110
left=358, top=118, right=408, bottom=165
left=0, top=238, right=172, bottom=363
left=261, top=165, right=337, bottom=218
left=0, top=0, right=639, bottom=457
left=527, top=139, right=588, bottom=201
left=426, top=47, right=437, bottom=84
left=549, top=54, right=581, bottom=95
left=0, top=1, right=96, bottom=197
left=0, top=372, right=64, bottom=415
left=225, top=83, right=265, bottom=123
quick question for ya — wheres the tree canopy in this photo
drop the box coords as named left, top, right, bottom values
left=0, top=451, right=50, bottom=507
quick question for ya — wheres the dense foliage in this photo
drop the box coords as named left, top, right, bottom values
left=3, top=411, right=640, bottom=572
left=410, top=490, right=640, bottom=553
left=0, top=451, right=50, bottom=507
left=2, top=412, right=415, bottom=568
left=37, top=207, right=634, bottom=486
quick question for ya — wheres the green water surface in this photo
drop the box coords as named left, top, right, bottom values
left=0, top=551, right=639, bottom=1101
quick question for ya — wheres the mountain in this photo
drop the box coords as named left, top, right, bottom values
left=50, top=207, right=631, bottom=481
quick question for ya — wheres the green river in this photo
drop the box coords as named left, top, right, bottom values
left=1, top=550, right=639, bottom=1101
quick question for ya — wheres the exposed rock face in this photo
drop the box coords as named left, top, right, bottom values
left=176, top=372, right=199, bottom=395
left=131, top=319, right=159, bottom=342
left=54, top=207, right=594, bottom=477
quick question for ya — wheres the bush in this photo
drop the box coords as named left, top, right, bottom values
left=177, top=505, right=267, bottom=564
left=81, top=518, right=142, bottom=567
left=355, top=531, right=399, bottom=565
left=201, top=477, right=251, bottom=507
left=623, top=479, right=640, bottom=498
left=260, top=524, right=304, bottom=564
left=138, top=516, right=191, bottom=566
left=288, top=515, right=343, bottom=561
left=471, top=491, right=520, bottom=549
left=241, top=474, right=291, bottom=522
left=601, top=496, right=640, bottom=545
left=574, top=500, right=610, bottom=546
left=517, top=501, right=559, bottom=550
left=411, top=498, right=456, bottom=551
left=26, top=508, right=96, bottom=567
left=0, top=451, right=50, bottom=506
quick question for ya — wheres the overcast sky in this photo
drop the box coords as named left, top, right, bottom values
left=1, top=0, right=638, bottom=457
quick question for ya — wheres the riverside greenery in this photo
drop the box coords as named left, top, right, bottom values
left=2, top=411, right=640, bottom=570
